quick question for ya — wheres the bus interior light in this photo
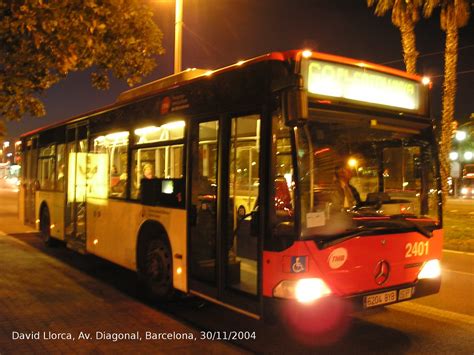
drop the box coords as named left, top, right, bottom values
left=161, top=120, right=186, bottom=130
left=418, top=259, right=441, bottom=279
left=135, top=126, right=160, bottom=136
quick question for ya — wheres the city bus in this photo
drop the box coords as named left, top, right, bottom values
left=20, top=49, right=443, bottom=322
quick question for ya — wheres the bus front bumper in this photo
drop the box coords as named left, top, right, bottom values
left=263, top=277, right=441, bottom=321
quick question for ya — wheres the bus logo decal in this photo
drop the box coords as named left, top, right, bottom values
left=160, top=96, right=171, bottom=114
left=328, top=248, right=348, bottom=269
left=291, top=256, right=306, bottom=273
left=374, top=260, right=390, bottom=285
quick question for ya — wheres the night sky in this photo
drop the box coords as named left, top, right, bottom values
left=5, top=0, right=474, bottom=139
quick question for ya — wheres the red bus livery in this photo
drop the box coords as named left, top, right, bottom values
left=20, top=49, right=442, bottom=321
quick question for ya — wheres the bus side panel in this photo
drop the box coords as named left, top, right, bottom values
left=87, top=198, right=142, bottom=270
left=86, top=200, right=187, bottom=292
left=36, top=191, right=65, bottom=239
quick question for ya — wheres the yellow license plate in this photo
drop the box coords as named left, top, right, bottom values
left=364, top=290, right=397, bottom=308
left=398, top=287, right=414, bottom=301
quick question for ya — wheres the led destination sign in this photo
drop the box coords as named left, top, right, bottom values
left=307, top=60, right=422, bottom=112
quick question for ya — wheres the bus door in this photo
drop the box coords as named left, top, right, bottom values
left=23, top=136, right=38, bottom=225
left=65, top=125, right=88, bottom=252
left=189, top=114, right=262, bottom=317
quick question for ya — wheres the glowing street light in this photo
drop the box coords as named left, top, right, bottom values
left=449, top=152, right=459, bottom=161
left=455, top=130, right=467, bottom=141
left=464, top=151, right=473, bottom=161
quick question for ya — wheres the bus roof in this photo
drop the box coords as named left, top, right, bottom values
left=20, top=49, right=423, bottom=138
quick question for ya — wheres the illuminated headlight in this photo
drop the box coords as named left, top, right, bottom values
left=418, top=259, right=441, bottom=279
left=273, top=278, right=332, bottom=303
left=461, top=187, right=469, bottom=195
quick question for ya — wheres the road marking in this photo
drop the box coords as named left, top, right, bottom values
left=443, top=249, right=474, bottom=256
left=443, top=269, right=474, bottom=276
left=391, top=302, right=474, bottom=326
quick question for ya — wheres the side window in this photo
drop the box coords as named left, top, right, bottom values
left=273, top=113, right=295, bottom=217
left=92, top=131, right=129, bottom=199
left=56, top=144, right=65, bottom=192
left=38, top=145, right=56, bottom=190
left=131, top=120, right=185, bottom=201
left=131, top=145, right=184, bottom=199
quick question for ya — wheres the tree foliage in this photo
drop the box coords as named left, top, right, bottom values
left=424, top=0, right=471, bottom=199
left=367, top=0, right=424, bottom=73
left=0, top=0, right=164, bottom=123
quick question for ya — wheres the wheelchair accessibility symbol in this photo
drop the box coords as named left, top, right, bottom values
left=291, top=256, right=307, bottom=273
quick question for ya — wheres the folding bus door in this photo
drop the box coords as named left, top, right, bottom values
left=65, top=125, right=88, bottom=252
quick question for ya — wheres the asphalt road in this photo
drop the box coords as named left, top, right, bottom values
left=1, top=184, right=473, bottom=354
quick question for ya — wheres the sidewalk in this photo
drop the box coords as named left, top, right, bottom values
left=0, top=230, right=245, bottom=354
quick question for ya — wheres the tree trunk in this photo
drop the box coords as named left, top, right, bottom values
left=439, top=7, right=459, bottom=203
left=399, top=16, right=418, bottom=74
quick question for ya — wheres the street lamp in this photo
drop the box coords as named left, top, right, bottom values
left=455, top=130, right=467, bottom=141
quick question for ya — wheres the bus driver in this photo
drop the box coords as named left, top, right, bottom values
left=333, top=165, right=361, bottom=209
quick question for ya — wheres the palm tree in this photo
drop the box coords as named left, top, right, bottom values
left=367, top=0, right=424, bottom=74
left=424, top=0, right=471, bottom=199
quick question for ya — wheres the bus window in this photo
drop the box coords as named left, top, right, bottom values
left=131, top=144, right=184, bottom=199
left=38, top=145, right=56, bottom=191
left=56, top=144, right=65, bottom=192
left=274, top=115, right=294, bottom=217
left=228, top=114, right=260, bottom=295
left=93, top=131, right=129, bottom=198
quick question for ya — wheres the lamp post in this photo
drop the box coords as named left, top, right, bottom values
left=174, top=0, right=183, bottom=74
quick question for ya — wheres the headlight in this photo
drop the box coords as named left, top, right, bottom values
left=418, top=259, right=441, bottom=279
left=273, top=278, right=332, bottom=303
left=461, top=187, right=468, bottom=195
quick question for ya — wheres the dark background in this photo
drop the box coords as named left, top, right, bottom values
left=6, top=0, right=474, bottom=139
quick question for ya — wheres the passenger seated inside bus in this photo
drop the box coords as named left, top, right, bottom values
left=142, top=163, right=154, bottom=180
left=111, top=173, right=127, bottom=197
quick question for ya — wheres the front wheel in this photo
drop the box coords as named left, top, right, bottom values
left=140, top=238, right=173, bottom=301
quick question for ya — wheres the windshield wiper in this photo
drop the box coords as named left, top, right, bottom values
left=316, top=225, right=396, bottom=249
left=389, top=217, right=433, bottom=238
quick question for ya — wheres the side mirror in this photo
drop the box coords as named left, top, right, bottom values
left=282, top=82, right=308, bottom=127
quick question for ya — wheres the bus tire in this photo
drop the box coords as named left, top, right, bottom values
left=40, top=206, right=57, bottom=247
left=140, top=238, right=173, bottom=301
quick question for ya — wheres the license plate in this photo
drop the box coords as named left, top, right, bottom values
left=364, top=290, right=397, bottom=308
left=398, top=287, right=414, bottom=301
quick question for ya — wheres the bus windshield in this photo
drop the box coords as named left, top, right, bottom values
left=296, top=117, right=440, bottom=240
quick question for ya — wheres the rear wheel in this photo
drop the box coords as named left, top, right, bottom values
left=40, top=207, right=57, bottom=247
left=141, top=238, right=173, bottom=300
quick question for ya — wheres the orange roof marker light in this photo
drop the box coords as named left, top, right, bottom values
left=302, top=49, right=313, bottom=58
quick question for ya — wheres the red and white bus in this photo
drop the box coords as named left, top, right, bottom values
left=20, top=49, right=442, bottom=321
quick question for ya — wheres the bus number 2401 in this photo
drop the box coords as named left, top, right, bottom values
left=405, top=241, right=429, bottom=258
